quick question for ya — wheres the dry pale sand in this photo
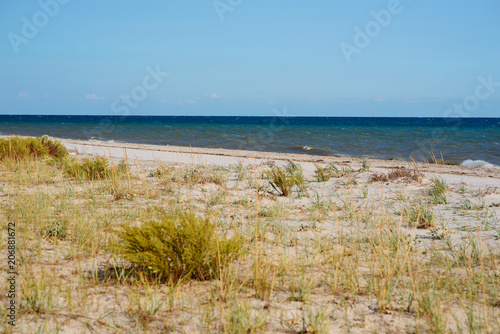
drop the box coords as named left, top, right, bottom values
left=63, top=138, right=500, bottom=192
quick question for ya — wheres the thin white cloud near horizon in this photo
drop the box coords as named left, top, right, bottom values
left=85, top=93, right=105, bottom=100
left=17, top=91, right=29, bottom=99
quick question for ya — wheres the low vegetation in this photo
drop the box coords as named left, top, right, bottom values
left=428, top=177, right=448, bottom=204
left=63, top=156, right=129, bottom=180
left=0, top=136, right=68, bottom=161
left=370, top=166, right=422, bottom=183
left=1, top=136, right=499, bottom=333
left=264, top=161, right=305, bottom=196
left=115, top=211, right=243, bottom=282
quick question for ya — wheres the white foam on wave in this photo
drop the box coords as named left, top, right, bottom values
left=303, top=146, right=312, bottom=151
left=460, top=159, right=497, bottom=169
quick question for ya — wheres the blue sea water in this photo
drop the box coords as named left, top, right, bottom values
left=0, top=115, right=499, bottom=165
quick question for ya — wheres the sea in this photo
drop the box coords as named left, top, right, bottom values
left=0, top=115, right=498, bottom=166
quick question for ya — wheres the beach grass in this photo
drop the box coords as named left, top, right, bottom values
left=1, top=137, right=499, bottom=333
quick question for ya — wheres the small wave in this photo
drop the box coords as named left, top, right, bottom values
left=107, top=140, right=115, bottom=143
left=290, top=145, right=334, bottom=156
left=460, top=159, right=497, bottom=169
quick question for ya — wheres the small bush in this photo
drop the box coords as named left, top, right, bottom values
left=64, top=157, right=111, bottom=180
left=0, top=136, right=68, bottom=161
left=115, top=212, right=243, bottom=282
left=61, top=157, right=128, bottom=181
left=39, top=136, right=68, bottom=159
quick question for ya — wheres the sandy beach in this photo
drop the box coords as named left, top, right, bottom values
left=63, top=137, right=500, bottom=177
left=1, top=136, right=500, bottom=333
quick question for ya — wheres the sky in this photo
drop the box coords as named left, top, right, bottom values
left=0, top=0, right=499, bottom=117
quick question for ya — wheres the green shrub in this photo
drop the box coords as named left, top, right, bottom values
left=61, top=157, right=128, bottom=181
left=39, top=136, right=68, bottom=159
left=115, top=212, right=243, bottom=282
left=0, top=136, right=68, bottom=161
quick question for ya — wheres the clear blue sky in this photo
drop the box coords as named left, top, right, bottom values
left=1, top=0, right=499, bottom=116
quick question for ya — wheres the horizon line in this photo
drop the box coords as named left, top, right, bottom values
left=1, top=114, right=500, bottom=119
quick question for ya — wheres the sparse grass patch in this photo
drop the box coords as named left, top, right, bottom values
left=428, top=177, right=448, bottom=204
left=264, top=162, right=305, bottom=197
left=232, top=161, right=247, bottom=181
left=329, top=164, right=354, bottom=178
left=401, top=200, right=435, bottom=229
left=301, top=306, right=330, bottom=334
left=287, top=265, right=314, bottom=302
left=0, top=157, right=63, bottom=185
left=258, top=203, right=284, bottom=218
left=459, top=198, right=485, bottom=211
left=208, top=188, right=228, bottom=205
left=314, top=164, right=332, bottom=182
left=178, top=166, right=228, bottom=186
left=125, top=276, right=172, bottom=327
left=20, top=271, right=58, bottom=315
left=224, top=301, right=268, bottom=333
